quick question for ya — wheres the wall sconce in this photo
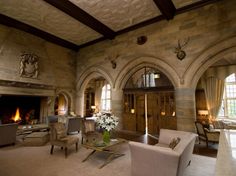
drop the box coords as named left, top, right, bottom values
left=131, top=109, right=135, bottom=114
left=161, top=111, right=166, bottom=116
left=172, top=111, right=176, bottom=116
left=154, top=73, right=160, bottom=79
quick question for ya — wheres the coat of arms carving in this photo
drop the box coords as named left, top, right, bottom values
left=20, top=53, right=39, bottom=78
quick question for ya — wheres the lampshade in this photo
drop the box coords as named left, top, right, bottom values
left=91, top=105, right=96, bottom=109
left=198, top=110, right=209, bottom=115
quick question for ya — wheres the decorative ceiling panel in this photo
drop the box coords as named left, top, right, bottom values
left=0, top=0, right=102, bottom=45
left=69, top=0, right=161, bottom=31
left=172, top=0, right=202, bottom=9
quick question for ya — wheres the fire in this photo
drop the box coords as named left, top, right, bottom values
left=11, top=108, right=21, bottom=122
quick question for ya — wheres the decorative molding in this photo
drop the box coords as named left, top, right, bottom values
left=20, top=53, right=39, bottom=78
left=0, top=80, right=55, bottom=90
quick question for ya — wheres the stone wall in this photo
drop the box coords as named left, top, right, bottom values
left=0, top=24, right=77, bottom=118
left=75, top=0, right=236, bottom=131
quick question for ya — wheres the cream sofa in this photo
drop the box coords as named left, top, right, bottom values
left=129, top=129, right=197, bottom=176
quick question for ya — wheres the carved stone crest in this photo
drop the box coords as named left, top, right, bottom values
left=20, top=53, right=39, bottom=78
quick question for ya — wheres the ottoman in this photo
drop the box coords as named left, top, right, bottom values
left=24, top=132, right=49, bottom=146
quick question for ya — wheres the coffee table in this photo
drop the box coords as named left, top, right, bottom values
left=82, top=138, right=127, bottom=168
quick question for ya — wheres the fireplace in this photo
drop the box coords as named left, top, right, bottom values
left=0, top=95, right=41, bottom=124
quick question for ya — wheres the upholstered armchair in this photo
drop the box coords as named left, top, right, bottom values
left=49, top=122, right=79, bottom=158
left=81, top=119, right=101, bottom=144
left=195, top=121, right=220, bottom=147
left=65, top=117, right=82, bottom=134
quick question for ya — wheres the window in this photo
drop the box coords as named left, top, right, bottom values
left=218, top=73, right=236, bottom=119
left=101, top=84, right=111, bottom=111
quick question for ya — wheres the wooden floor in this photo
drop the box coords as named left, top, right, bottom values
left=115, top=131, right=218, bottom=158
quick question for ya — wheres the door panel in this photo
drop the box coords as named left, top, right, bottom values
left=136, top=94, right=145, bottom=133
left=147, top=93, right=159, bottom=135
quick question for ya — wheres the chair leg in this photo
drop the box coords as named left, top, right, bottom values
left=65, top=147, right=68, bottom=158
left=82, top=137, right=84, bottom=144
left=76, top=142, right=78, bottom=152
left=206, top=139, right=209, bottom=148
left=50, top=145, right=54, bottom=155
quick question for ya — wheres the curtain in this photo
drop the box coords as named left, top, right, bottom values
left=201, top=76, right=225, bottom=121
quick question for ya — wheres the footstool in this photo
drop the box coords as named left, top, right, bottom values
left=24, top=132, right=49, bottom=146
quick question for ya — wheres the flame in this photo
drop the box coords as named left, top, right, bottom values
left=12, top=108, right=21, bottom=122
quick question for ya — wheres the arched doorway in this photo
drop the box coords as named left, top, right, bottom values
left=123, top=66, right=176, bottom=136
left=83, top=77, right=111, bottom=117
left=195, top=55, right=236, bottom=125
left=54, top=93, right=68, bottom=115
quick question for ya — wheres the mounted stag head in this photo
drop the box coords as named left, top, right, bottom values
left=174, top=38, right=189, bottom=60
left=106, top=53, right=119, bottom=69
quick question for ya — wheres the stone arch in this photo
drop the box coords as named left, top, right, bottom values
left=76, top=66, right=114, bottom=92
left=115, top=56, right=179, bottom=89
left=54, top=89, right=73, bottom=115
left=75, top=66, right=114, bottom=116
left=184, top=35, right=236, bottom=89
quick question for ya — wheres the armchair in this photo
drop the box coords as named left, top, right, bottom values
left=195, top=121, right=220, bottom=147
left=49, top=122, right=79, bottom=158
left=81, top=119, right=101, bottom=144
left=65, top=117, right=82, bottom=134
left=129, top=129, right=197, bottom=176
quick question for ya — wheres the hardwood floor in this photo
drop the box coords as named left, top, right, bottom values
left=114, top=131, right=218, bottom=158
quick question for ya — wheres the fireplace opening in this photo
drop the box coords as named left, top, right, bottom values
left=0, top=95, right=41, bottom=125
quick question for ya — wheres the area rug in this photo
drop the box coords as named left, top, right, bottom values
left=0, top=142, right=216, bottom=176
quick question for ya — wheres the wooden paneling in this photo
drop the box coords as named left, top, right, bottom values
left=123, top=91, right=176, bottom=134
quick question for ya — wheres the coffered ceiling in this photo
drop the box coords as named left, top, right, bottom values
left=0, top=0, right=219, bottom=51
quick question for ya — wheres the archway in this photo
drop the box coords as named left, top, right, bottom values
left=54, top=91, right=72, bottom=116
left=84, top=77, right=111, bottom=117
left=123, top=66, right=176, bottom=136
left=195, top=52, right=236, bottom=126
left=75, top=66, right=113, bottom=117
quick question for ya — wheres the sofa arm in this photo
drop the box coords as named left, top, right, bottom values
left=129, top=141, right=179, bottom=176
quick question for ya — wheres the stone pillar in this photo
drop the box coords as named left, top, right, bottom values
left=111, top=89, right=123, bottom=130
left=175, top=88, right=196, bottom=132
left=75, top=91, right=84, bottom=117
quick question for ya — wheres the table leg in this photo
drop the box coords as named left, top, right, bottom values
left=82, top=150, right=96, bottom=162
left=99, top=151, right=125, bottom=169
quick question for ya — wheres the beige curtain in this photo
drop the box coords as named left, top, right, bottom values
left=201, top=76, right=225, bottom=121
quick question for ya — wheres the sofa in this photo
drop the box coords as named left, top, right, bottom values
left=129, top=129, right=197, bottom=176
left=0, top=123, right=18, bottom=146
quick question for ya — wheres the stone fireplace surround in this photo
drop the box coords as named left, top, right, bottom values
left=0, top=80, right=55, bottom=124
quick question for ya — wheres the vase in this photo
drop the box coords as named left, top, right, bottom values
left=103, top=130, right=110, bottom=143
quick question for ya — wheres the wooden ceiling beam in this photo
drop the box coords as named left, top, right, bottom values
left=153, top=0, right=176, bottom=20
left=80, top=0, right=221, bottom=49
left=43, top=0, right=115, bottom=39
left=0, top=14, right=79, bottom=51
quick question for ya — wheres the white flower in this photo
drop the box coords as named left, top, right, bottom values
left=95, top=112, right=119, bottom=132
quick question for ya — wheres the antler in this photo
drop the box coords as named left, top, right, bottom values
left=180, top=37, right=189, bottom=48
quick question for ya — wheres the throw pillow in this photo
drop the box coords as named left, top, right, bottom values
left=169, top=137, right=181, bottom=149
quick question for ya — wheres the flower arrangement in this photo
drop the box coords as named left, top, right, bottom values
left=96, top=112, right=119, bottom=132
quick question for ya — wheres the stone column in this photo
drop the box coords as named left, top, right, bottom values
left=175, top=88, right=196, bottom=132
left=111, top=89, right=123, bottom=130
left=75, top=91, right=84, bottom=117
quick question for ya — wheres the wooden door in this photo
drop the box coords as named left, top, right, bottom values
left=147, top=93, right=160, bottom=135
left=136, top=94, right=145, bottom=133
